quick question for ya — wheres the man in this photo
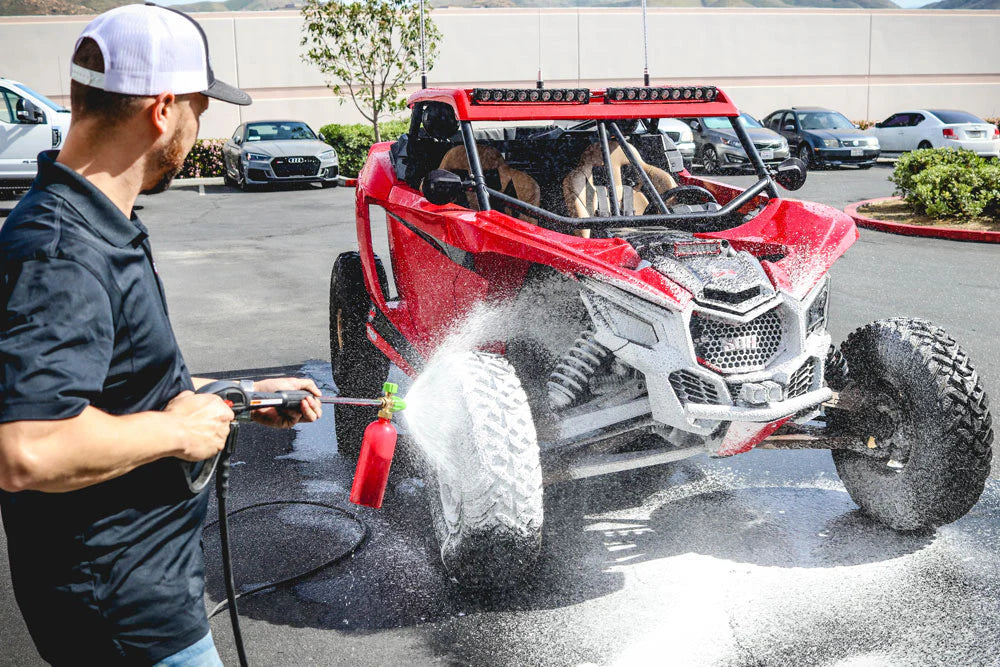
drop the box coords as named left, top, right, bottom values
left=0, top=5, right=322, bottom=664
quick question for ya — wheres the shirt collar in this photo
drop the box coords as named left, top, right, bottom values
left=36, top=151, right=149, bottom=248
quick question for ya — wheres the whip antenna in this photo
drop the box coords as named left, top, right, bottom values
left=641, top=0, right=650, bottom=86
left=536, top=9, right=543, bottom=89
left=419, top=0, right=427, bottom=88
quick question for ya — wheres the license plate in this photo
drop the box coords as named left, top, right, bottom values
left=968, top=131, right=984, bottom=139
left=760, top=149, right=774, bottom=160
left=851, top=148, right=864, bottom=156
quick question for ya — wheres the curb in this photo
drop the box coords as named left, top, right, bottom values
left=845, top=196, right=1000, bottom=244
left=174, top=176, right=224, bottom=186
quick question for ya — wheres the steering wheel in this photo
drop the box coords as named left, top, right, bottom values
left=644, top=185, right=718, bottom=215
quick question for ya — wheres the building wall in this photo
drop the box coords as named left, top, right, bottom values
left=1, top=7, right=998, bottom=138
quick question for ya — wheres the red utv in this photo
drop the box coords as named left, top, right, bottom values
left=330, top=85, right=994, bottom=588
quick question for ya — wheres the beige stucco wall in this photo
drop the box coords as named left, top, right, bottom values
left=1, top=7, right=998, bottom=139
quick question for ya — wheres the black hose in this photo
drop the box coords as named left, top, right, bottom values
left=204, top=421, right=370, bottom=665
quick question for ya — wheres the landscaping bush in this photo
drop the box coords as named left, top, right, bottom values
left=852, top=119, right=875, bottom=130
left=179, top=138, right=226, bottom=178
left=318, top=121, right=409, bottom=177
left=890, top=147, right=1000, bottom=219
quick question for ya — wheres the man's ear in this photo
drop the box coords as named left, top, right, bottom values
left=149, top=92, right=176, bottom=136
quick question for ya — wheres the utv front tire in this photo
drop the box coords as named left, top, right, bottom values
left=832, top=318, right=993, bottom=530
left=425, top=351, right=544, bottom=589
left=330, top=251, right=390, bottom=461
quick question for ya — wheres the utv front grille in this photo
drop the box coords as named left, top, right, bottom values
left=787, top=358, right=818, bottom=398
left=669, top=370, right=723, bottom=405
left=690, top=309, right=783, bottom=373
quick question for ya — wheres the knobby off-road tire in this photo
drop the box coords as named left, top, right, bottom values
left=427, top=351, right=544, bottom=589
left=329, top=251, right=390, bottom=461
left=832, top=318, right=993, bottom=531
left=825, top=344, right=849, bottom=391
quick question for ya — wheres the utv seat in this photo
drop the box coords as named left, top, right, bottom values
left=562, top=140, right=678, bottom=219
left=437, top=145, right=541, bottom=220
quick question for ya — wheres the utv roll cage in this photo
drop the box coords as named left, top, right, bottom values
left=405, top=87, right=784, bottom=234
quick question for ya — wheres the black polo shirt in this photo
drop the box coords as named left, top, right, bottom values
left=0, top=151, right=208, bottom=665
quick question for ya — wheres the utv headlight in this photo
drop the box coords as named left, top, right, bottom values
left=822, top=139, right=839, bottom=148
left=319, top=149, right=337, bottom=160
left=806, top=278, right=830, bottom=334
left=244, top=152, right=269, bottom=162
left=587, top=293, right=659, bottom=348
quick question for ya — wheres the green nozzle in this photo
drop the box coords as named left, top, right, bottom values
left=391, top=396, right=406, bottom=412
left=383, top=382, right=399, bottom=395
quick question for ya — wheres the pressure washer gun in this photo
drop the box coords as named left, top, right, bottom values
left=181, top=380, right=406, bottom=505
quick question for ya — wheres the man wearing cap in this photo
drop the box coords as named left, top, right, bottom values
left=0, top=5, right=321, bottom=664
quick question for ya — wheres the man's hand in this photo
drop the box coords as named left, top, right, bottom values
left=164, top=391, right=235, bottom=462
left=250, top=378, right=323, bottom=428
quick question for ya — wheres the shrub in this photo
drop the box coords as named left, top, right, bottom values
left=890, top=147, right=986, bottom=199
left=318, top=120, right=409, bottom=177
left=891, top=148, right=1000, bottom=219
left=853, top=119, right=875, bottom=130
left=179, top=138, right=226, bottom=178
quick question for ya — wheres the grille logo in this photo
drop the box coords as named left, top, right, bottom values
left=288, top=157, right=305, bottom=163
left=720, top=335, right=758, bottom=352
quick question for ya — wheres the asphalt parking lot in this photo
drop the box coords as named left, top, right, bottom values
left=2, top=164, right=1000, bottom=666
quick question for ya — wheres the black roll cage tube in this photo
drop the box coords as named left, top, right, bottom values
left=458, top=115, right=781, bottom=233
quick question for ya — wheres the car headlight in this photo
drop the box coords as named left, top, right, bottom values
left=720, top=136, right=740, bottom=147
left=822, top=139, right=839, bottom=148
left=806, top=277, right=830, bottom=334
left=244, top=152, right=269, bottom=162
left=867, top=137, right=880, bottom=148
left=319, top=149, right=337, bottom=160
left=780, top=138, right=788, bottom=150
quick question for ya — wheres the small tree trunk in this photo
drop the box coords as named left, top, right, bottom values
left=372, top=113, right=381, bottom=143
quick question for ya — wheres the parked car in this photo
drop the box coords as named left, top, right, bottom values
left=222, top=120, right=339, bottom=190
left=870, top=109, right=1000, bottom=157
left=0, top=77, right=71, bottom=187
left=656, top=118, right=696, bottom=169
left=680, top=112, right=788, bottom=174
left=763, top=107, right=879, bottom=169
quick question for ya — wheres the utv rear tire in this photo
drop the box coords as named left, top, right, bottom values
left=424, top=351, right=543, bottom=589
left=832, top=318, right=993, bottom=530
left=330, top=251, right=390, bottom=461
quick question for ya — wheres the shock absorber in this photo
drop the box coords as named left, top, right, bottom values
left=547, top=331, right=611, bottom=409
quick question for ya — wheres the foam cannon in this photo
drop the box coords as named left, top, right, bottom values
left=348, top=382, right=406, bottom=509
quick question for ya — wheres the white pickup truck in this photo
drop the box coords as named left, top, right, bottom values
left=1, top=77, right=72, bottom=187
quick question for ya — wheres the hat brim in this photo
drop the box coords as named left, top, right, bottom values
left=203, top=78, right=252, bottom=106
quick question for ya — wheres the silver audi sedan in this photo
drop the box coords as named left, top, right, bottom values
left=222, top=120, right=339, bottom=190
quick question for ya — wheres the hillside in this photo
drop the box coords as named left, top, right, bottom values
left=924, top=0, right=1000, bottom=7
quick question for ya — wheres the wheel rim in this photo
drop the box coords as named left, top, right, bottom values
left=704, top=148, right=717, bottom=173
left=798, top=144, right=811, bottom=165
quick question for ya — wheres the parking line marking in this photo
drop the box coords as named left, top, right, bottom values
left=199, top=184, right=205, bottom=196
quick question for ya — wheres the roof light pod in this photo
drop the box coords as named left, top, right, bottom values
left=603, top=86, right=720, bottom=104
left=471, top=88, right=591, bottom=105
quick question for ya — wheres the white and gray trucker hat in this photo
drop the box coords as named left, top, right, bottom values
left=69, top=3, right=251, bottom=106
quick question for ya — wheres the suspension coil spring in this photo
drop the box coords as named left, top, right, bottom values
left=548, top=331, right=611, bottom=410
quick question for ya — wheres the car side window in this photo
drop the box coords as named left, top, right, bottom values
left=0, top=90, right=17, bottom=124
left=781, top=112, right=795, bottom=131
left=881, top=114, right=902, bottom=128
left=232, top=126, right=243, bottom=143
left=767, top=113, right=782, bottom=131
left=910, top=114, right=925, bottom=126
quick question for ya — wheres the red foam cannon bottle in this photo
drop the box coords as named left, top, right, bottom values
left=349, top=382, right=405, bottom=509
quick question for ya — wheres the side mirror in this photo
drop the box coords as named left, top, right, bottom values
left=16, top=100, right=44, bottom=124
left=783, top=124, right=795, bottom=133
left=874, top=122, right=883, bottom=129
left=421, top=169, right=465, bottom=206
left=773, top=158, right=807, bottom=191
left=688, top=120, right=701, bottom=132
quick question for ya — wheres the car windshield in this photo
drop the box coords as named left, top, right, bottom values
left=246, top=122, right=317, bottom=141
left=738, top=113, right=763, bottom=128
left=796, top=111, right=855, bottom=130
left=701, top=114, right=760, bottom=130
left=928, top=110, right=984, bottom=125
left=13, top=83, right=68, bottom=112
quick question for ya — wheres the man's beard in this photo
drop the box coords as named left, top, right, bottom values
left=141, top=129, right=187, bottom=196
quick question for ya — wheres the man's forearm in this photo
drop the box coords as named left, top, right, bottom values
left=0, top=407, right=184, bottom=493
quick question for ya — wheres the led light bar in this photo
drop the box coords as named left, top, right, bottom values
left=470, top=88, right=591, bottom=105
left=604, top=86, right=719, bottom=104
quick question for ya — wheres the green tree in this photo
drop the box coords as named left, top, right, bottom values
left=301, top=0, right=440, bottom=143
